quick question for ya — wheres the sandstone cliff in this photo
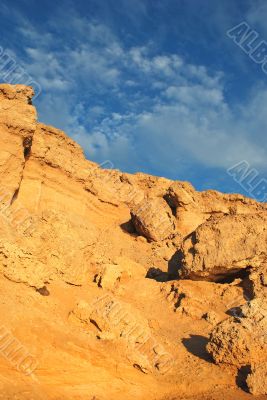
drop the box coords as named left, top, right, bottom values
left=0, top=84, right=266, bottom=399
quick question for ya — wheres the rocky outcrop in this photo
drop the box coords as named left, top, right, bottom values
left=1, top=84, right=267, bottom=399
left=207, top=297, right=267, bottom=394
left=129, top=180, right=267, bottom=242
left=179, top=213, right=267, bottom=282
left=165, top=181, right=267, bottom=237
left=1, top=84, right=266, bottom=248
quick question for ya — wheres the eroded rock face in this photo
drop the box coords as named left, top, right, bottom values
left=161, top=279, right=244, bottom=321
left=70, top=297, right=172, bottom=374
left=71, top=297, right=151, bottom=342
left=0, top=84, right=37, bottom=202
left=247, top=262, right=267, bottom=298
left=0, top=240, right=52, bottom=289
left=179, top=213, right=267, bottom=282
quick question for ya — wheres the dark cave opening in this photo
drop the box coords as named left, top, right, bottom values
left=216, top=266, right=252, bottom=284
left=23, top=136, right=32, bottom=160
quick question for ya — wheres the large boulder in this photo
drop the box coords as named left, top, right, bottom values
left=207, top=298, right=267, bottom=368
left=179, top=213, right=267, bottom=281
left=130, top=197, right=176, bottom=241
left=165, top=181, right=267, bottom=237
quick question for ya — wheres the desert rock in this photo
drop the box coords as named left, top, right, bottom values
left=1, top=84, right=267, bottom=400
left=130, top=197, right=176, bottom=241
left=179, top=213, right=267, bottom=282
left=207, top=298, right=267, bottom=368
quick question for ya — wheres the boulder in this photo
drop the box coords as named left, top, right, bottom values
left=179, top=213, right=267, bottom=281
left=207, top=298, right=267, bottom=368
left=131, top=198, right=176, bottom=241
left=165, top=181, right=267, bottom=237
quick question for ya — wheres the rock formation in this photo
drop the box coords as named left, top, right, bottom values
left=131, top=197, right=177, bottom=241
left=0, top=84, right=266, bottom=399
left=179, top=213, right=267, bottom=282
left=207, top=298, right=267, bottom=368
left=207, top=297, right=267, bottom=394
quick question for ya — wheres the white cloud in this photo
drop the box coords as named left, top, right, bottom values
left=6, top=10, right=266, bottom=179
left=164, top=85, right=224, bottom=107
left=88, top=95, right=266, bottom=175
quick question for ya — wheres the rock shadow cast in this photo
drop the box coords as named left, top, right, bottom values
left=182, top=335, right=213, bottom=363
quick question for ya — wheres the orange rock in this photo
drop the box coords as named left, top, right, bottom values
left=0, top=84, right=267, bottom=400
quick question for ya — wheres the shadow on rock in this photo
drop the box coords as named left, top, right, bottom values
left=182, top=335, right=213, bottom=363
left=146, top=267, right=169, bottom=282
left=236, top=365, right=251, bottom=392
left=120, top=219, right=137, bottom=236
left=168, top=249, right=183, bottom=279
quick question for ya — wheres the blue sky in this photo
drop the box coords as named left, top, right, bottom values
left=0, top=0, right=267, bottom=199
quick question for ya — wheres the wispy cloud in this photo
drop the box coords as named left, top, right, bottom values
left=1, top=1, right=266, bottom=192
